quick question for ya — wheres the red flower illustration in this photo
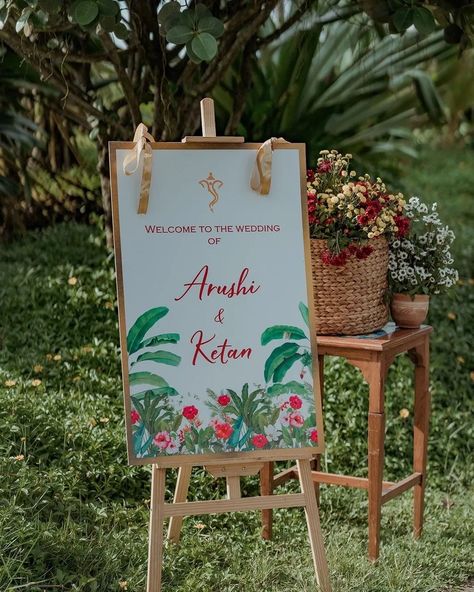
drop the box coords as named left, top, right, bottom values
left=217, top=394, right=231, bottom=407
left=153, top=431, right=171, bottom=449
left=289, top=412, right=304, bottom=428
left=289, top=395, right=302, bottom=410
left=214, top=422, right=233, bottom=440
left=252, top=434, right=268, bottom=449
left=182, top=405, right=199, bottom=421
left=310, top=429, right=319, bottom=443
left=131, top=410, right=140, bottom=424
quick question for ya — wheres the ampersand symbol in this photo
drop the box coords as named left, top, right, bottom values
left=214, top=308, right=224, bottom=324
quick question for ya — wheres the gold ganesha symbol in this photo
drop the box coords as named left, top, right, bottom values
left=198, top=172, right=223, bottom=212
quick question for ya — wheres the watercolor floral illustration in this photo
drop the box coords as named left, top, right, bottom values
left=127, top=303, right=318, bottom=459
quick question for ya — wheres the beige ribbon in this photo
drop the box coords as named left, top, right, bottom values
left=123, top=123, right=155, bottom=215
left=250, top=137, right=289, bottom=195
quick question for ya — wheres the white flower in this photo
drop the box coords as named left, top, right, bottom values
left=264, top=425, right=282, bottom=441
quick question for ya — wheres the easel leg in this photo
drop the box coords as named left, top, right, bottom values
left=297, top=459, right=331, bottom=592
left=147, top=465, right=167, bottom=592
left=312, top=354, right=325, bottom=504
left=260, top=461, right=274, bottom=540
left=167, top=465, right=192, bottom=543
left=413, top=341, right=430, bottom=538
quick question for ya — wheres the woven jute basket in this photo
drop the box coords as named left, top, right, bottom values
left=310, top=238, right=389, bottom=335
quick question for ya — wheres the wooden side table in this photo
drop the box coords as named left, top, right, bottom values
left=261, top=325, right=432, bottom=561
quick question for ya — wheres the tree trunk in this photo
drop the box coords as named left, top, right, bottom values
left=97, top=131, right=113, bottom=248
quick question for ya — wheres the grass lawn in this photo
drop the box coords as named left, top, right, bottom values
left=0, top=146, right=473, bottom=591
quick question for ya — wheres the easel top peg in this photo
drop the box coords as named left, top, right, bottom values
left=182, top=97, right=245, bottom=144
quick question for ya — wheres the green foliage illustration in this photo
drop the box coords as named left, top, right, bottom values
left=126, top=306, right=181, bottom=456
left=261, top=303, right=313, bottom=395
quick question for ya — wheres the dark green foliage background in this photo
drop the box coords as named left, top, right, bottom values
left=0, top=147, right=472, bottom=590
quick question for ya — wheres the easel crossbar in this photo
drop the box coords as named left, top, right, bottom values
left=162, top=493, right=306, bottom=517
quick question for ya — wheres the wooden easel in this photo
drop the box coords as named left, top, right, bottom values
left=145, top=98, right=331, bottom=592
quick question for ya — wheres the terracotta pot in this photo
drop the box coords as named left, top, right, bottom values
left=390, top=293, right=430, bottom=329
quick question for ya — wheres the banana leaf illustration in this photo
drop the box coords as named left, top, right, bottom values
left=126, top=306, right=182, bottom=455
left=261, top=302, right=312, bottom=387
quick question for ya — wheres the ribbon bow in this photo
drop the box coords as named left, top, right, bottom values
left=250, top=137, right=288, bottom=195
left=123, top=123, right=155, bottom=215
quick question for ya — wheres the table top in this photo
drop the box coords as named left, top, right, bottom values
left=316, top=323, right=432, bottom=352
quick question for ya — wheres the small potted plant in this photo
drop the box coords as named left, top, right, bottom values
left=388, top=196, right=458, bottom=328
left=307, top=150, right=408, bottom=335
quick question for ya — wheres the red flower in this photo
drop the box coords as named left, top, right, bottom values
left=357, top=213, right=369, bottom=226
left=131, top=410, right=140, bottom=424
left=321, top=249, right=348, bottom=267
left=307, top=168, right=315, bottom=182
left=394, top=214, right=410, bottom=238
left=182, top=405, right=199, bottom=421
left=214, top=422, right=233, bottom=440
left=365, top=200, right=382, bottom=220
left=252, top=434, right=268, bottom=449
left=309, top=429, right=319, bottom=443
left=356, top=245, right=373, bottom=259
left=289, top=395, right=302, bottom=409
left=217, top=394, right=231, bottom=406
left=317, top=159, right=332, bottom=173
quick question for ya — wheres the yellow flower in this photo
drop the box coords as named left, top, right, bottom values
left=4, top=379, right=17, bottom=388
left=68, top=277, right=78, bottom=286
left=46, top=353, right=53, bottom=360
left=447, top=312, right=456, bottom=320
left=53, top=354, right=62, bottom=361
left=100, top=417, right=110, bottom=424
left=194, top=522, right=206, bottom=530
left=457, top=356, right=465, bottom=365
left=89, top=418, right=97, bottom=427
left=330, top=196, right=339, bottom=204
left=20, top=436, right=26, bottom=442
left=118, top=581, right=128, bottom=590
left=31, top=379, right=42, bottom=387
left=14, top=454, right=25, bottom=462
left=368, top=232, right=374, bottom=239
left=399, top=408, right=410, bottom=419
left=81, top=346, right=93, bottom=353
left=33, top=364, right=43, bottom=374
left=470, top=371, right=474, bottom=383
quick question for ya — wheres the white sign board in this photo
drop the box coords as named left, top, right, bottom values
left=110, top=142, right=324, bottom=465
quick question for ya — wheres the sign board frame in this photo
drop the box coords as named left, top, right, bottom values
left=109, top=140, right=325, bottom=468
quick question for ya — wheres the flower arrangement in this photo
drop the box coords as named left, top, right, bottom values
left=388, top=197, right=458, bottom=296
left=307, top=150, right=409, bottom=266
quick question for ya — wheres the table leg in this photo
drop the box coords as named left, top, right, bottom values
left=368, top=410, right=385, bottom=561
left=260, top=461, right=274, bottom=540
left=412, top=339, right=430, bottom=538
